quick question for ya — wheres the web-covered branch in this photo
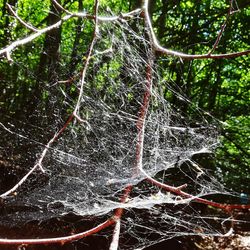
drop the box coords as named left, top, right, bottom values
left=0, top=0, right=249, bottom=249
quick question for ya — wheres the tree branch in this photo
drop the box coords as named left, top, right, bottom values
left=143, top=0, right=250, bottom=59
left=208, top=0, right=235, bottom=55
left=2, top=0, right=249, bottom=61
left=7, top=4, right=38, bottom=32
left=110, top=26, right=155, bottom=249
left=0, top=219, right=115, bottom=245
left=0, top=0, right=249, bottom=247
left=141, top=168, right=250, bottom=211
left=0, top=14, right=72, bottom=61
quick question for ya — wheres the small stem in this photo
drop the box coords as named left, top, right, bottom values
left=176, top=184, right=188, bottom=190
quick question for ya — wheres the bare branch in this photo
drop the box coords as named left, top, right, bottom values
left=109, top=219, right=121, bottom=250
left=0, top=14, right=72, bottom=59
left=7, top=4, right=38, bottom=32
left=143, top=0, right=250, bottom=59
left=52, top=0, right=72, bottom=15
left=110, top=44, right=155, bottom=250
left=0, top=0, right=249, bottom=247
left=1, top=0, right=249, bottom=61
left=156, top=46, right=250, bottom=59
left=0, top=7, right=141, bottom=60
left=0, top=219, right=115, bottom=245
left=49, top=0, right=141, bottom=22
left=208, top=0, right=234, bottom=55
left=0, top=164, right=40, bottom=198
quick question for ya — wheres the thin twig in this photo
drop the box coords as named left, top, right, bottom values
left=0, top=164, right=42, bottom=198
left=141, top=168, right=250, bottom=211
left=2, top=0, right=249, bottom=61
left=52, top=0, right=142, bottom=21
left=52, top=0, right=72, bottom=15
left=208, top=0, right=234, bottom=55
left=0, top=114, right=74, bottom=198
left=7, top=4, right=38, bottom=32
left=0, top=8, right=140, bottom=60
left=73, top=0, right=99, bottom=121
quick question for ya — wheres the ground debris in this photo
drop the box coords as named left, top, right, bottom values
left=194, top=232, right=250, bottom=250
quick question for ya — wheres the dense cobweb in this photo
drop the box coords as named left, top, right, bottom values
left=0, top=10, right=240, bottom=249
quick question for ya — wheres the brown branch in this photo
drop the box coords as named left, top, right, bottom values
left=109, top=219, right=121, bottom=250
left=141, top=169, right=250, bottom=212
left=208, top=0, right=234, bottom=55
left=110, top=36, right=155, bottom=249
left=133, top=4, right=250, bottom=207
left=0, top=0, right=249, bottom=247
left=0, top=219, right=115, bottom=245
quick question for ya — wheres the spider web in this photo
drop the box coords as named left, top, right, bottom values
left=0, top=8, right=243, bottom=249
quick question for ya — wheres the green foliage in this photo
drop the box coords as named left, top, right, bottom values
left=216, top=116, right=250, bottom=192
